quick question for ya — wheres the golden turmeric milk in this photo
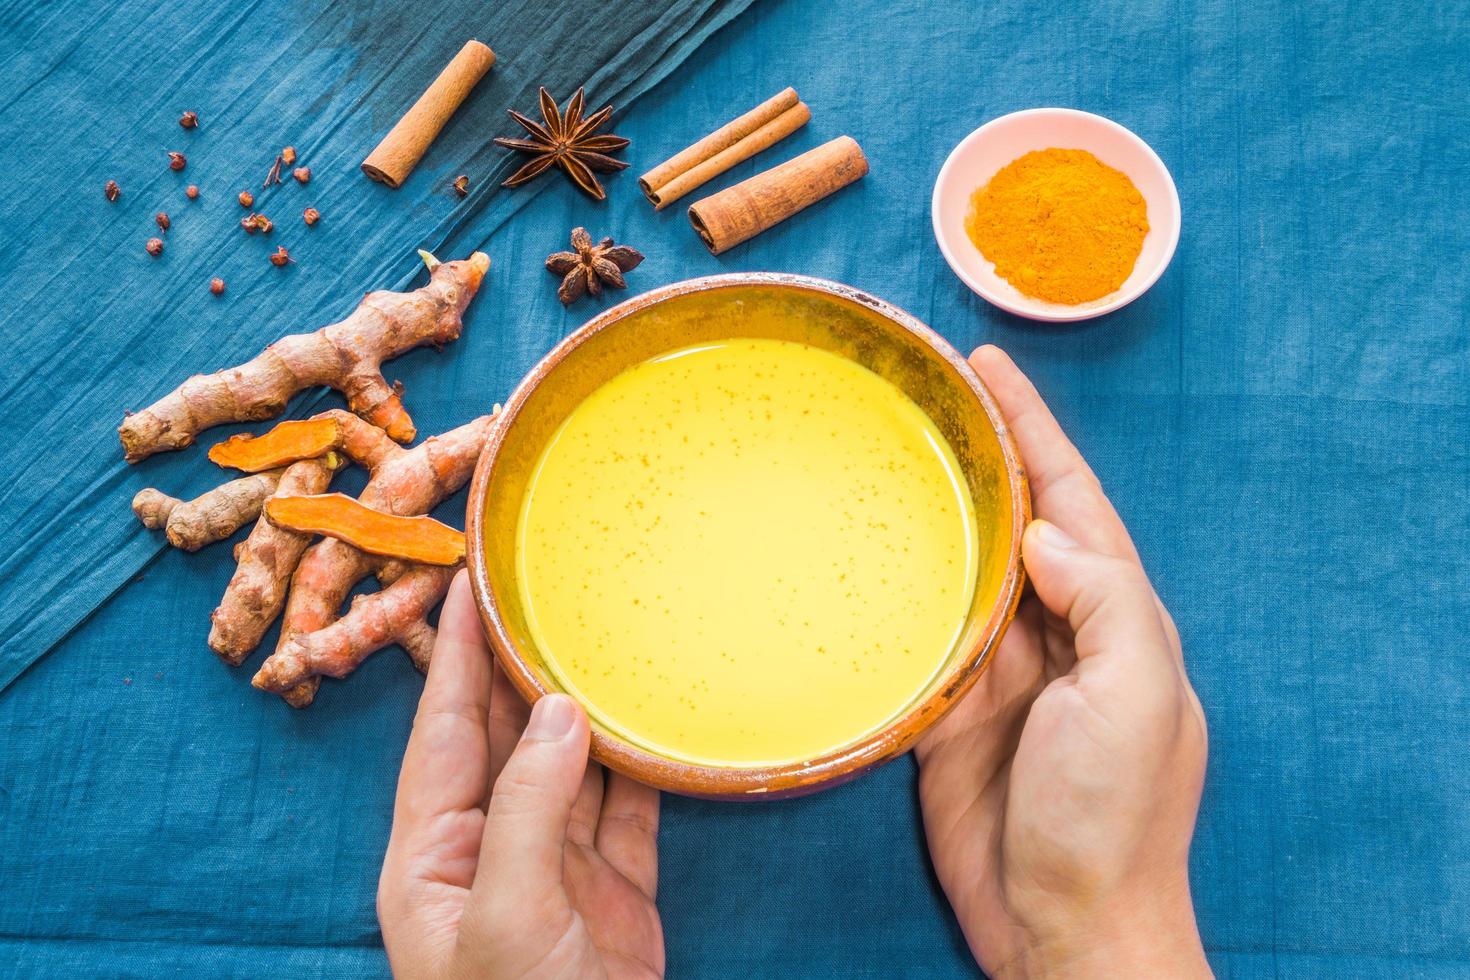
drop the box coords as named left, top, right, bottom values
left=515, top=339, right=979, bottom=767
left=966, top=147, right=1148, bottom=305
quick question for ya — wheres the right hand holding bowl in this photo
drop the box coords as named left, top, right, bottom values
left=917, top=345, right=1210, bottom=978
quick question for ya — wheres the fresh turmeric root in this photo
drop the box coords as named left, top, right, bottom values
left=118, top=252, right=490, bottom=462
left=252, top=566, right=456, bottom=693
left=398, top=618, right=436, bottom=674
left=255, top=410, right=499, bottom=705
left=132, top=471, right=283, bottom=551
left=208, top=453, right=345, bottom=664
left=265, top=493, right=466, bottom=566
left=208, top=410, right=401, bottom=472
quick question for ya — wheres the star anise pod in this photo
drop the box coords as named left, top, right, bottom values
left=495, top=88, right=630, bottom=201
left=546, top=227, right=644, bottom=304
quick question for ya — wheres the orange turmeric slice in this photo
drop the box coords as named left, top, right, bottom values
left=210, top=417, right=343, bottom=472
left=264, top=492, right=465, bottom=566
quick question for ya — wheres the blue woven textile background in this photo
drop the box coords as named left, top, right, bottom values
left=1, top=0, right=1467, bottom=976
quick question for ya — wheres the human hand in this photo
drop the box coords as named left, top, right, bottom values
left=378, top=571, right=664, bottom=979
left=917, top=346, right=1210, bottom=978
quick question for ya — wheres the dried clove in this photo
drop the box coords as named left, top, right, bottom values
left=186, top=184, right=200, bottom=200
left=282, top=146, right=297, bottom=165
left=168, top=151, right=187, bottom=171
left=240, top=213, right=273, bottom=234
left=146, top=238, right=164, bottom=257
left=155, top=212, right=171, bottom=232
left=210, top=277, right=225, bottom=296
left=104, top=179, right=120, bottom=202
left=303, top=207, right=320, bottom=226
left=453, top=174, right=469, bottom=197
left=269, top=245, right=292, bottom=267
left=293, top=167, right=311, bottom=184
left=238, top=190, right=254, bottom=208
left=179, top=111, right=199, bottom=129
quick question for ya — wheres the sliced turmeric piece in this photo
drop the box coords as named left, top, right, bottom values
left=209, top=417, right=343, bottom=472
left=211, top=409, right=403, bottom=475
left=264, top=493, right=466, bottom=566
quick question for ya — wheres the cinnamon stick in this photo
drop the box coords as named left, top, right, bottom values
left=362, top=40, right=496, bottom=189
left=640, top=88, right=810, bottom=209
left=687, top=136, right=868, bottom=255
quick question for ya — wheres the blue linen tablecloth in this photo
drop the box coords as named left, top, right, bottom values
left=2, top=0, right=1467, bottom=976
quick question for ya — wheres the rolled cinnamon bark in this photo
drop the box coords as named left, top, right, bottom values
left=688, top=136, right=868, bottom=255
left=640, top=88, right=809, bottom=209
left=362, top=39, right=496, bottom=189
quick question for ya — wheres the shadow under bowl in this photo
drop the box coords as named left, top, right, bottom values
left=466, top=274, right=1029, bottom=799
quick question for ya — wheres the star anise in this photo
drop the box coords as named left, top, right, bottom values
left=495, top=88, right=630, bottom=200
left=546, top=228, right=644, bottom=304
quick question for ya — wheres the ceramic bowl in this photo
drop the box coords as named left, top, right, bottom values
left=466, top=274, right=1029, bottom=799
left=932, top=107, right=1181, bottom=322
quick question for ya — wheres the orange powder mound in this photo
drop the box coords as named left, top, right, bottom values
left=965, top=148, right=1149, bottom=306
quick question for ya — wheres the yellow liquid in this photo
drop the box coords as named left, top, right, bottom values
left=516, top=339, right=979, bottom=767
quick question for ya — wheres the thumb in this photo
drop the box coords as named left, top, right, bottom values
left=1022, top=519, right=1171, bottom=664
left=476, top=694, right=590, bottom=897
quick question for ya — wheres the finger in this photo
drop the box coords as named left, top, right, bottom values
left=391, top=570, right=492, bottom=834
left=487, top=656, right=531, bottom=797
left=1041, top=604, right=1079, bottom=677
left=596, top=772, right=661, bottom=898
left=1022, top=520, right=1175, bottom=669
left=567, top=761, right=606, bottom=848
left=1154, top=594, right=1185, bottom=658
left=969, top=345, right=1138, bottom=561
left=470, top=695, right=591, bottom=912
left=381, top=571, right=492, bottom=975
left=916, top=594, right=1044, bottom=767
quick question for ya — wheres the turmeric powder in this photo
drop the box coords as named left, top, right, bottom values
left=965, top=148, right=1148, bottom=306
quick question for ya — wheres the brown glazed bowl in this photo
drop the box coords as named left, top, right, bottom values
left=466, top=274, right=1029, bottom=800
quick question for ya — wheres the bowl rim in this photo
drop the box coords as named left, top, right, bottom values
left=931, top=106, right=1182, bottom=323
left=465, top=272, right=1030, bottom=799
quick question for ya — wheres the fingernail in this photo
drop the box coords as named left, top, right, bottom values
left=526, top=694, right=576, bottom=741
left=1031, top=519, right=1078, bottom=550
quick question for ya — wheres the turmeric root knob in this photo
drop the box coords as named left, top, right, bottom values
left=264, top=493, right=466, bottom=566
left=132, top=471, right=284, bottom=551
left=252, top=566, right=455, bottom=694
left=132, top=488, right=179, bottom=529
left=118, top=252, right=490, bottom=462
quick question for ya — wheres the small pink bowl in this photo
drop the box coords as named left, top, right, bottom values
left=932, top=108, right=1181, bottom=323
